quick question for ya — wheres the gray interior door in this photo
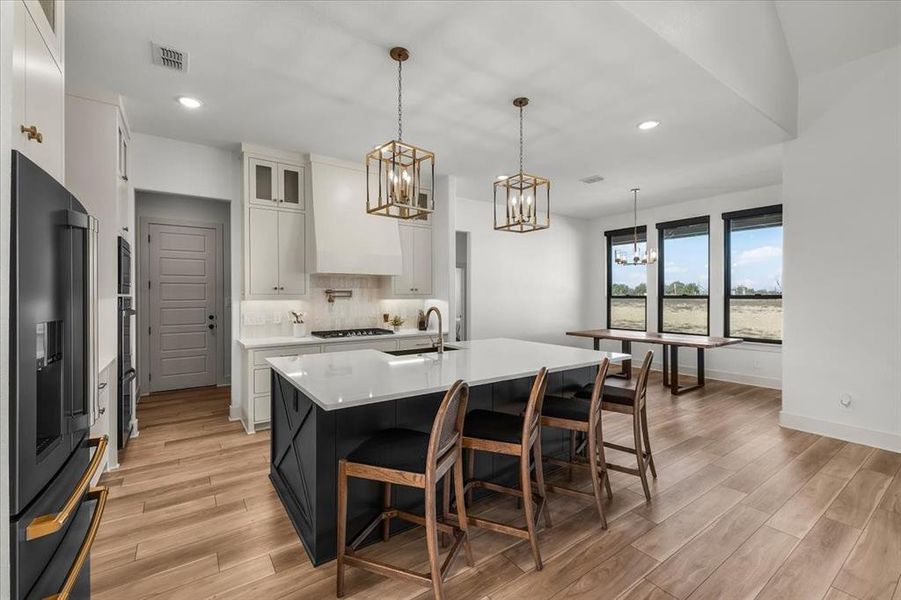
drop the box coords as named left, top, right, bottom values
left=148, top=223, right=217, bottom=392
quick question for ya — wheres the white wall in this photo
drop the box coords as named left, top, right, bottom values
left=781, top=47, right=901, bottom=452
left=129, top=133, right=244, bottom=418
left=135, top=191, right=232, bottom=389
left=584, top=185, right=784, bottom=388
left=454, top=196, right=592, bottom=346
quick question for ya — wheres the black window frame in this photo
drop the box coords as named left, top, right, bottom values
left=605, top=226, right=648, bottom=332
left=656, top=215, right=711, bottom=336
left=723, top=204, right=783, bottom=344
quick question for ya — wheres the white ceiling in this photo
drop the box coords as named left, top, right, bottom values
left=66, top=2, right=807, bottom=217
left=776, top=0, right=901, bottom=79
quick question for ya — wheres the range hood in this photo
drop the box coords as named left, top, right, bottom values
left=309, top=155, right=402, bottom=275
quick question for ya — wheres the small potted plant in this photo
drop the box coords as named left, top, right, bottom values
left=290, top=311, right=306, bottom=338
left=389, top=315, right=405, bottom=332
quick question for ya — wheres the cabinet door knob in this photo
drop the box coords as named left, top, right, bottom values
left=272, top=286, right=279, bottom=290
left=279, top=286, right=285, bottom=290
left=20, top=125, right=43, bottom=143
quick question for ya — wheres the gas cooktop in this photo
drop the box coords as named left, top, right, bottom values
left=311, top=328, right=395, bottom=339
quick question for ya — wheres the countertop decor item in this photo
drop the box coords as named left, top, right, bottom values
left=615, top=188, right=657, bottom=266
left=389, top=315, right=405, bottom=332
left=417, top=309, right=427, bottom=330
left=494, top=97, right=550, bottom=233
left=290, top=311, right=306, bottom=338
left=365, top=46, right=435, bottom=220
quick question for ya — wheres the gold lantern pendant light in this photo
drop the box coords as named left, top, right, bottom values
left=494, top=97, right=550, bottom=233
left=615, top=187, right=657, bottom=265
left=365, top=47, right=435, bottom=220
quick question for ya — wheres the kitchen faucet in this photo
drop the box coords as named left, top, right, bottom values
left=425, top=306, right=444, bottom=353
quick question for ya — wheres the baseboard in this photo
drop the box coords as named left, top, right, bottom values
left=779, top=411, right=901, bottom=453
left=646, top=362, right=781, bottom=390
left=228, top=404, right=242, bottom=421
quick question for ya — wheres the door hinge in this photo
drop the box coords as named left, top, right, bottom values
left=148, top=326, right=151, bottom=335
left=147, top=234, right=151, bottom=243
left=149, top=373, right=152, bottom=381
left=148, top=280, right=151, bottom=289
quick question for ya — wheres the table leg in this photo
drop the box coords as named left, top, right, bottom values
left=697, top=348, right=705, bottom=385
left=608, top=340, right=632, bottom=379
left=669, top=346, right=705, bottom=395
left=670, top=345, right=679, bottom=394
left=622, top=340, right=632, bottom=380
left=662, top=344, right=669, bottom=387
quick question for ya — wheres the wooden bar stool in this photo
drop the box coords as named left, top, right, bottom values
left=578, top=351, right=656, bottom=500
left=336, top=380, right=474, bottom=599
left=539, top=358, right=613, bottom=528
left=447, top=367, right=552, bottom=571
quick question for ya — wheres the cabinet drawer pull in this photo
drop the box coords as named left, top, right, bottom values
left=20, top=125, right=43, bottom=143
left=42, top=486, right=108, bottom=600
left=27, top=436, right=108, bottom=540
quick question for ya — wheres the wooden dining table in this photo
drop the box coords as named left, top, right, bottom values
left=566, top=329, right=743, bottom=395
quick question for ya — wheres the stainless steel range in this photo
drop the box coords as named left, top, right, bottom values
left=311, top=328, right=395, bottom=339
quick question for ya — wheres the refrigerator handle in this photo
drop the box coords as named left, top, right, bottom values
left=87, top=216, right=99, bottom=426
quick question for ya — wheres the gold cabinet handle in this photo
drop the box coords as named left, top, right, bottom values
left=20, top=125, right=43, bottom=143
left=27, top=436, right=108, bottom=540
left=43, top=486, right=109, bottom=600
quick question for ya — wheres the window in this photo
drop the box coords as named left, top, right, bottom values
left=724, top=205, right=783, bottom=343
left=606, top=227, right=648, bottom=330
left=657, top=216, right=710, bottom=335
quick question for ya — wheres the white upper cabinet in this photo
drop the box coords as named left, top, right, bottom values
left=277, top=163, right=304, bottom=211
left=243, top=147, right=307, bottom=299
left=249, top=158, right=278, bottom=206
left=249, top=157, right=304, bottom=211
left=277, top=211, right=306, bottom=295
left=247, top=207, right=280, bottom=296
left=393, top=223, right=432, bottom=296
left=13, top=0, right=64, bottom=182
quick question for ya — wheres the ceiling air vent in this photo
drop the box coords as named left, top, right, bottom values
left=151, top=42, right=189, bottom=72
left=579, top=175, right=605, bottom=184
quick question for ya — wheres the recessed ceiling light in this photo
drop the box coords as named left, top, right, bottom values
left=177, top=96, right=202, bottom=109
left=637, top=120, right=660, bottom=130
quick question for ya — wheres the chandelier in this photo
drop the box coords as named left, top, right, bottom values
left=494, top=97, right=550, bottom=233
left=365, top=47, right=435, bottom=220
left=615, top=188, right=657, bottom=265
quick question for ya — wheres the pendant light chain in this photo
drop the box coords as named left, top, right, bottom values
left=633, top=189, right=639, bottom=250
left=397, top=57, right=403, bottom=141
left=519, top=104, right=524, bottom=175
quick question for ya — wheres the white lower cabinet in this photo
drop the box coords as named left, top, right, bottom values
left=245, top=345, right=321, bottom=431
left=242, top=335, right=448, bottom=432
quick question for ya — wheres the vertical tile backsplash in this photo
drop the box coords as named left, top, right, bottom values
left=241, top=275, right=432, bottom=337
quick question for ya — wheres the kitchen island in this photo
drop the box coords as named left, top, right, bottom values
left=266, top=338, right=628, bottom=565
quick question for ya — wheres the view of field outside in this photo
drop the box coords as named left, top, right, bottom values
left=728, top=216, right=783, bottom=340
left=661, top=227, right=709, bottom=334
left=608, top=217, right=782, bottom=341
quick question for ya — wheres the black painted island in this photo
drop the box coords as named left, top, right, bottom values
left=265, top=338, right=628, bottom=565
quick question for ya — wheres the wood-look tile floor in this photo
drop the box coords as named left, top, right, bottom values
left=94, top=376, right=901, bottom=600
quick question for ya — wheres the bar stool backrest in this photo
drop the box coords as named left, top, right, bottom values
left=427, top=380, right=471, bottom=471
left=587, top=358, right=611, bottom=430
left=632, top=351, right=654, bottom=409
left=522, top=367, right=550, bottom=444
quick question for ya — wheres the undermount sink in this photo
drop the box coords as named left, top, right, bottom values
left=383, top=346, right=460, bottom=357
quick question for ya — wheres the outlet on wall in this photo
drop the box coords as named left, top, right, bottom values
left=839, top=393, right=853, bottom=410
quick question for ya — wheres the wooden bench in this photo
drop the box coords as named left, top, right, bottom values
left=566, top=329, right=743, bottom=395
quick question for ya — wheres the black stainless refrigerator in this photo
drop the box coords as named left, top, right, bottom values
left=9, top=151, right=108, bottom=600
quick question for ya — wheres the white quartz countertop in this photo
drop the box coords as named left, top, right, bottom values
left=238, top=328, right=444, bottom=349
left=266, top=338, right=629, bottom=411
